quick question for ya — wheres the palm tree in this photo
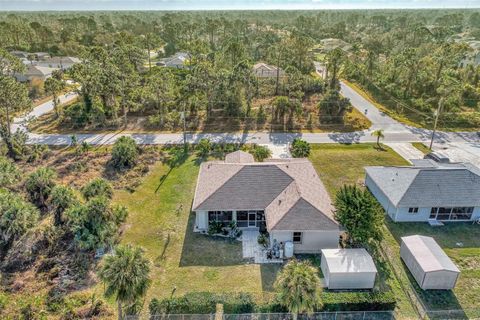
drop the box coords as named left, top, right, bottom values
left=274, top=259, right=321, bottom=320
left=371, top=129, right=385, bottom=148
left=99, top=245, right=151, bottom=320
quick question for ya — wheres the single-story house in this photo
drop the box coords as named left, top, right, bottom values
left=318, top=38, right=352, bottom=53
left=400, top=235, right=460, bottom=290
left=321, top=248, right=377, bottom=290
left=36, top=56, right=81, bottom=70
left=15, top=64, right=56, bottom=82
left=365, top=159, right=480, bottom=222
left=157, top=52, right=190, bottom=69
left=10, top=51, right=29, bottom=59
left=33, top=52, right=51, bottom=60
left=192, top=151, right=341, bottom=254
left=253, top=63, right=286, bottom=78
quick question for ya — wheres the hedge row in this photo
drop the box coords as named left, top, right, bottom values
left=149, top=291, right=396, bottom=315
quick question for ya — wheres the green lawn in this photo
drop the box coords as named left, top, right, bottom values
left=308, top=143, right=409, bottom=196
left=307, top=143, right=480, bottom=318
left=114, top=154, right=280, bottom=303
left=411, top=142, right=431, bottom=155
left=386, top=221, right=480, bottom=319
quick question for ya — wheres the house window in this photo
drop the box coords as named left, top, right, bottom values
left=208, top=211, right=233, bottom=226
left=293, top=232, right=302, bottom=244
left=408, top=207, right=419, bottom=214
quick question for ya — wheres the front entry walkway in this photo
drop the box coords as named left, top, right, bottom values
left=241, top=230, right=282, bottom=264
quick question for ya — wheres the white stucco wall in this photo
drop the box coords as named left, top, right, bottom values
left=270, top=230, right=339, bottom=254
left=325, top=271, right=376, bottom=290
left=365, top=174, right=397, bottom=220
left=195, top=211, right=208, bottom=230
left=394, top=207, right=431, bottom=222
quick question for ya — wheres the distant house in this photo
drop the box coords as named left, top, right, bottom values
left=192, top=150, right=341, bottom=254
left=459, top=40, right=480, bottom=68
left=317, top=38, right=352, bottom=53
left=365, top=159, right=480, bottom=223
left=253, top=63, right=285, bottom=78
left=33, top=52, right=51, bottom=61
left=10, top=51, right=29, bottom=59
left=157, top=52, right=190, bottom=69
left=37, top=56, right=81, bottom=70
left=15, top=64, right=56, bottom=82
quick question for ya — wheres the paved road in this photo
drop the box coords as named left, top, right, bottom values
left=12, top=92, right=79, bottom=132
left=13, top=83, right=480, bottom=147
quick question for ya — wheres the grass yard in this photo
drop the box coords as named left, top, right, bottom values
left=308, top=143, right=417, bottom=318
left=308, top=143, right=480, bottom=318
left=114, top=154, right=280, bottom=304
left=411, top=142, right=431, bottom=155
left=385, top=221, right=480, bottom=319
left=308, top=143, right=409, bottom=196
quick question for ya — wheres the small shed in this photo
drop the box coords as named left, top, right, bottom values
left=400, top=235, right=460, bottom=290
left=321, top=248, right=377, bottom=289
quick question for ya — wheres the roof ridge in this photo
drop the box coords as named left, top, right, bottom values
left=192, top=163, right=244, bottom=210
left=391, top=170, right=421, bottom=207
left=267, top=183, right=301, bottom=230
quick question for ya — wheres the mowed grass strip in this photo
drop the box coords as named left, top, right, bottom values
left=114, top=156, right=280, bottom=302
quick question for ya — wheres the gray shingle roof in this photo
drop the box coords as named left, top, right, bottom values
left=192, top=153, right=339, bottom=231
left=365, top=162, right=480, bottom=207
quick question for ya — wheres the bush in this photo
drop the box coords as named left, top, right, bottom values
left=290, top=138, right=311, bottom=158
left=249, top=145, right=272, bottom=162
left=50, top=185, right=78, bottom=225
left=0, top=190, right=40, bottom=247
left=257, top=233, right=269, bottom=248
left=207, top=221, right=223, bottom=235
left=196, top=139, right=212, bottom=158
left=111, top=136, right=138, bottom=169
left=64, top=196, right=128, bottom=251
left=148, top=290, right=396, bottom=315
left=0, top=156, right=20, bottom=188
left=25, top=167, right=57, bottom=209
left=81, top=178, right=113, bottom=200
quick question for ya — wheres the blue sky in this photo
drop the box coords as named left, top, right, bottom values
left=1, top=0, right=480, bottom=11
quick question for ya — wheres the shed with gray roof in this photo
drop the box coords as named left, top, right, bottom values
left=192, top=151, right=340, bottom=254
left=365, top=160, right=480, bottom=222
left=400, top=235, right=460, bottom=290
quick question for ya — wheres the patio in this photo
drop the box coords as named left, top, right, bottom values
left=241, top=230, right=283, bottom=264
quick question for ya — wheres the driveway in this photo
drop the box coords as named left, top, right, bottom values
left=385, top=143, right=425, bottom=164
left=433, top=142, right=480, bottom=168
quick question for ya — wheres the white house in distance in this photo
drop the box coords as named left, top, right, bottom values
left=400, top=235, right=460, bottom=290
left=36, top=56, right=81, bottom=70
left=365, top=159, right=480, bottom=223
left=157, top=52, right=190, bottom=69
left=192, top=150, right=341, bottom=254
left=15, top=64, right=57, bottom=82
left=321, top=248, right=377, bottom=290
left=253, top=63, right=286, bottom=78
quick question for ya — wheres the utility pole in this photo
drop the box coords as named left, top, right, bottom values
left=181, top=102, right=187, bottom=147
left=429, top=97, right=444, bottom=150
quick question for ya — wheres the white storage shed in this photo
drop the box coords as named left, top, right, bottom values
left=320, top=248, right=377, bottom=290
left=400, top=235, right=460, bottom=290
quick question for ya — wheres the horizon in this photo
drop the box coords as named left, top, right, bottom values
left=1, top=0, right=480, bottom=11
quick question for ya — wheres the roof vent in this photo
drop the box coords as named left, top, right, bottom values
left=278, top=199, right=282, bottom=205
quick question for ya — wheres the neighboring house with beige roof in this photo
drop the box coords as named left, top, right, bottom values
left=253, top=63, right=285, bottom=78
left=192, top=150, right=341, bottom=254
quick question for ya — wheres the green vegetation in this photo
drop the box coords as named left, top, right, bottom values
left=334, top=184, right=384, bottom=249
left=25, top=166, right=57, bottom=209
left=81, top=177, right=113, bottom=200
left=111, top=136, right=139, bottom=169
left=274, top=259, right=322, bottom=317
left=249, top=145, right=272, bottom=162
left=412, top=142, right=431, bottom=155
left=290, top=138, right=310, bottom=158
left=99, top=244, right=151, bottom=319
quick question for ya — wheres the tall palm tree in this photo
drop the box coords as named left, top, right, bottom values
left=371, top=129, right=385, bottom=147
left=99, top=245, right=151, bottom=320
left=274, top=259, right=321, bottom=320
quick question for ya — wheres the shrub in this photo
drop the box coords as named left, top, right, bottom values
left=249, top=145, right=272, bottom=162
left=257, top=233, right=269, bottom=248
left=81, top=178, right=113, bottom=200
left=50, top=185, right=78, bottom=226
left=207, top=221, right=223, bottom=235
left=111, top=136, right=138, bottom=169
left=25, top=167, right=57, bottom=209
left=27, top=144, right=50, bottom=163
left=64, top=196, right=128, bottom=251
left=290, top=138, right=311, bottom=158
left=196, top=138, right=212, bottom=158
left=0, top=156, right=20, bottom=188
left=0, top=190, right=40, bottom=247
